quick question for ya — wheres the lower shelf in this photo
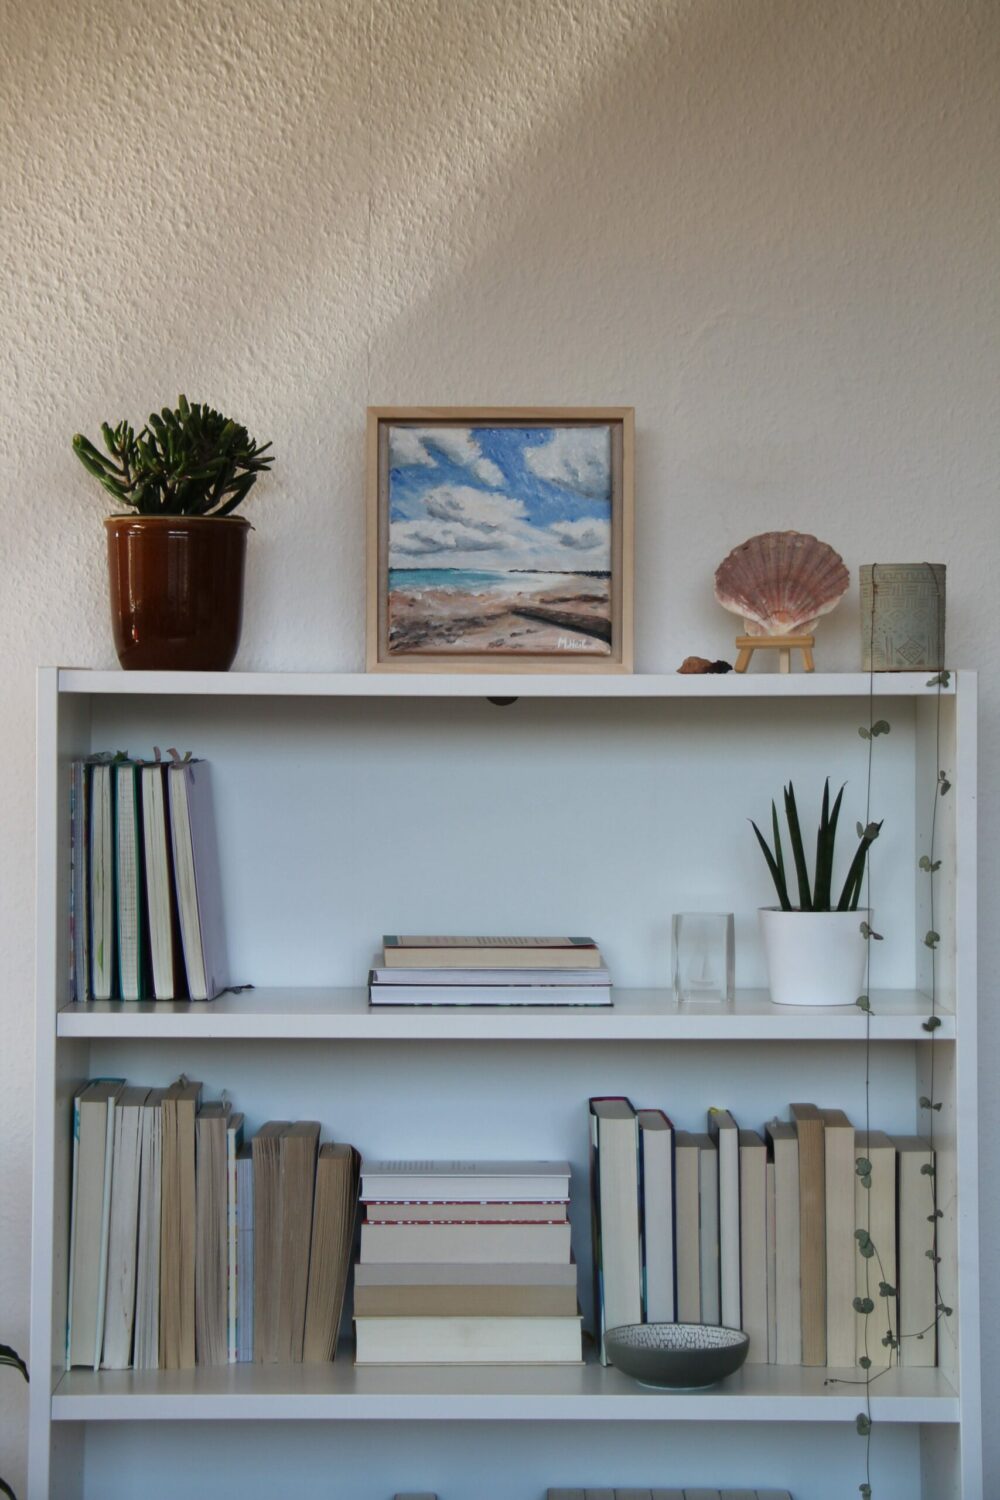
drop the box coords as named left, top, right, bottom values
left=52, top=1354, right=959, bottom=1423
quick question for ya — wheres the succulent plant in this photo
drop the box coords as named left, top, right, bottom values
left=73, top=395, right=273, bottom=517
left=751, top=778, right=882, bottom=912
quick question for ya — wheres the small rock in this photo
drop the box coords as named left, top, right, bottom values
left=678, top=656, right=714, bottom=674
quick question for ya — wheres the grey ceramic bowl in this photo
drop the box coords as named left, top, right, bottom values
left=605, top=1322, right=750, bottom=1389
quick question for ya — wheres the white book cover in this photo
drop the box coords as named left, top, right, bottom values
left=708, top=1108, right=741, bottom=1330
left=134, top=1090, right=165, bottom=1370
left=102, top=1087, right=148, bottom=1368
left=141, top=764, right=178, bottom=1001
left=354, top=1313, right=582, bottom=1365
left=236, top=1149, right=254, bottom=1362
left=368, top=981, right=611, bottom=1007
left=94, top=1086, right=121, bottom=1369
left=767, top=1120, right=801, bottom=1365
left=168, top=760, right=229, bottom=1001
left=589, top=1098, right=642, bottom=1364
left=637, top=1110, right=675, bottom=1322
left=360, top=1221, right=572, bottom=1264
left=696, top=1134, right=720, bottom=1325
left=114, top=762, right=143, bottom=1001
left=89, top=763, right=115, bottom=1001
left=360, top=1160, right=571, bottom=1203
left=765, top=1159, right=777, bottom=1364
left=738, top=1129, right=768, bottom=1364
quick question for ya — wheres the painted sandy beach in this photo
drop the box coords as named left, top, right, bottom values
left=388, top=568, right=611, bottom=654
left=384, top=424, right=614, bottom=656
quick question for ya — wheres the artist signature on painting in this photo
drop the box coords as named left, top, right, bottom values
left=557, top=637, right=589, bottom=649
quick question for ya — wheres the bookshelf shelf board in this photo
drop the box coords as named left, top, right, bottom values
left=55, top=987, right=953, bottom=1041
left=56, top=667, right=957, bottom=700
left=51, top=1356, right=958, bottom=1424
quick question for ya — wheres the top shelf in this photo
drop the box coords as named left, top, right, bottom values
left=56, top=669, right=959, bottom=699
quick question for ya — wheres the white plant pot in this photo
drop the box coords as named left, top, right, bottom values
left=759, top=908, right=870, bottom=1007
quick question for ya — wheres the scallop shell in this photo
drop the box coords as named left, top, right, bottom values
left=714, top=531, right=849, bottom=636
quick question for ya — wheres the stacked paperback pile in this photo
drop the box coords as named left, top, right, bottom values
left=369, top=935, right=612, bottom=1007
left=590, top=1096, right=937, bottom=1371
left=66, top=1076, right=358, bottom=1371
left=354, top=1159, right=582, bottom=1364
left=70, top=753, right=229, bottom=1002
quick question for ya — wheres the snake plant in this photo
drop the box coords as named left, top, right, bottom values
left=751, top=779, right=882, bottom=912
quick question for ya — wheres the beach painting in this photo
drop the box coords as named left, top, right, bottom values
left=374, top=415, right=626, bottom=663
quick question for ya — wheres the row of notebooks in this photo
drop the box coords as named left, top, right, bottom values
left=590, top=1097, right=936, bottom=1371
left=70, top=754, right=229, bottom=1001
left=67, top=1077, right=359, bottom=1371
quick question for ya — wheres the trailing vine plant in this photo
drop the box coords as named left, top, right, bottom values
left=825, top=563, right=953, bottom=1500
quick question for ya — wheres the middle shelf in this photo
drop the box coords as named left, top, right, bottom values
left=51, top=1352, right=959, bottom=1424
left=56, top=987, right=954, bottom=1042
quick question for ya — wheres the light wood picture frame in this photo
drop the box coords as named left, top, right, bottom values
left=366, top=407, right=634, bottom=672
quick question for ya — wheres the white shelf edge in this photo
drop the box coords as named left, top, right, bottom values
left=54, top=668, right=961, bottom=699
left=50, top=1359, right=960, bottom=1424
left=55, top=987, right=955, bottom=1041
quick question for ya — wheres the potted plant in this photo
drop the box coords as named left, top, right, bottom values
left=73, top=396, right=274, bottom=670
left=751, top=779, right=882, bottom=1006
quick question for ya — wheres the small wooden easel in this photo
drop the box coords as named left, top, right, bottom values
left=734, top=633, right=815, bottom=673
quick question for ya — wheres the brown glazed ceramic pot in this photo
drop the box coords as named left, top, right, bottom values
left=105, top=515, right=250, bottom=671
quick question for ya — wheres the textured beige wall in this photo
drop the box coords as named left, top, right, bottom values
left=1, top=0, right=998, bottom=1491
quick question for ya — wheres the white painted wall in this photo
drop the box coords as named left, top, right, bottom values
left=1, top=0, right=997, bottom=1492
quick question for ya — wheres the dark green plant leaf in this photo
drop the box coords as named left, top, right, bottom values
left=784, top=781, right=813, bottom=910
left=856, top=994, right=871, bottom=1013
left=859, top=1355, right=872, bottom=1369
left=926, top=671, right=951, bottom=688
left=918, top=855, right=942, bottom=873
left=855, top=1413, right=872, bottom=1436
left=853, top=1295, right=875, bottom=1313
left=928, top=1210, right=943, bottom=1221
left=924, top=930, right=940, bottom=949
left=925, top=1250, right=941, bottom=1263
left=922, top=1015, right=942, bottom=1032
left=878, top=1282, right=896, bottom=1298
left=920, top=1162, right=936, bottom=1176
left=872, top=720, right=891, bottom=736
left=859, top=921, right=883, bottom=941
left=855, top=1159, right=872, bottom=1177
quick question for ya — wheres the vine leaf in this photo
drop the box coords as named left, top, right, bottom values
left=939, top=771, right=952, bottom=796
left=878, top=1281, right=896, bottom=1298
left=924, top=930, right=940, bottom=949
left=920, top=1162, right=936, bottom=1176
left=856, top=1413, right=872, bottom=1436
left=918, top=855, right=942, bottom=873
left=860, top=921, right=883, bottom=941
left=926, top=671, right=950, bottom=688
left=860, top=1486, right=872, bottom=1500
left=853, top=1295, right=875, bottom=1314
left=854, top=1228, right=875, bottom=1258
left=859, top=1355, right=872, bottom=1369
left=856, top=994, right=871, bottom=1013
left=919, top=1096, right=942, bottom=1112
left=922, top=1015, right=942, bottom=1033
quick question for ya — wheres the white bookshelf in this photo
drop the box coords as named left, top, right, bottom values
left=30, top=669, right=981, bottom=1500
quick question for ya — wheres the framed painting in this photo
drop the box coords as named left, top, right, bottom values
left=366, top=407, right=634, bottom=672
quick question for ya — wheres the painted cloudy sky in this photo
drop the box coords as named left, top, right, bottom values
left=387, top=425, right=612, bottom=572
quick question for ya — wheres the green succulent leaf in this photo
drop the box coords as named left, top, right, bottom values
left=853, top=1295, right=875, bottom=1313
left=72, top=395, right=274, bottom=516
left=926, top=671, right=951, bottom=687
left=878, top=1281, right=896, bottom=1298
left=922, top=1015, right=942, bottom=1033
left=924, top=930, right=940, bottom=949
left=856, top=994, right=871, bottom=1013
left=855, top=1413, right=872, bottom=1436
left=859, top=1355, right=872, bottom=1369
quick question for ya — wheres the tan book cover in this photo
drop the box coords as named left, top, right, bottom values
left=382, top=936, right=600, bottom=969
left=253, top=1121, right=289, bottom=1363
left=766, top=1120, right=801, bottom=1365
left=765, top=1159, right=777, bottom=1363
left=160, top=1080, right=202, bottom=1370
left=854, top=1130, right=897, bottom=1369
left=276, top=1122, right=320, bottom=1363
left=739, top=1129, right=768, bottom=1363
left=822, top=1108, right=856, bottom=1368
left=894, top=1135, right=936, bottom=1367
left=354, top=1279, right=578, bottom=1317
left=790, top=1103, right=826, bottom=1366
left=194, top=1101, right=230, bottom=1367
left=302, top=1143, right=359, bottom=1363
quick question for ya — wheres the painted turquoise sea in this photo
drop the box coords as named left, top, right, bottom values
left=389, top=568, right=597, bottom=595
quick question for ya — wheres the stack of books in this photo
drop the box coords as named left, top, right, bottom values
left=66, top=1076, right=359, bottom=1371
left=354, top=1159, right=582, bottom=1364
left=547, top=1490, right=793, bottom=1499
left=590, top=1096, right=936, bottom=1372
left=70, top=753, right=229, bottom=1001
left=368, top=936, right=612, bottom=1007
